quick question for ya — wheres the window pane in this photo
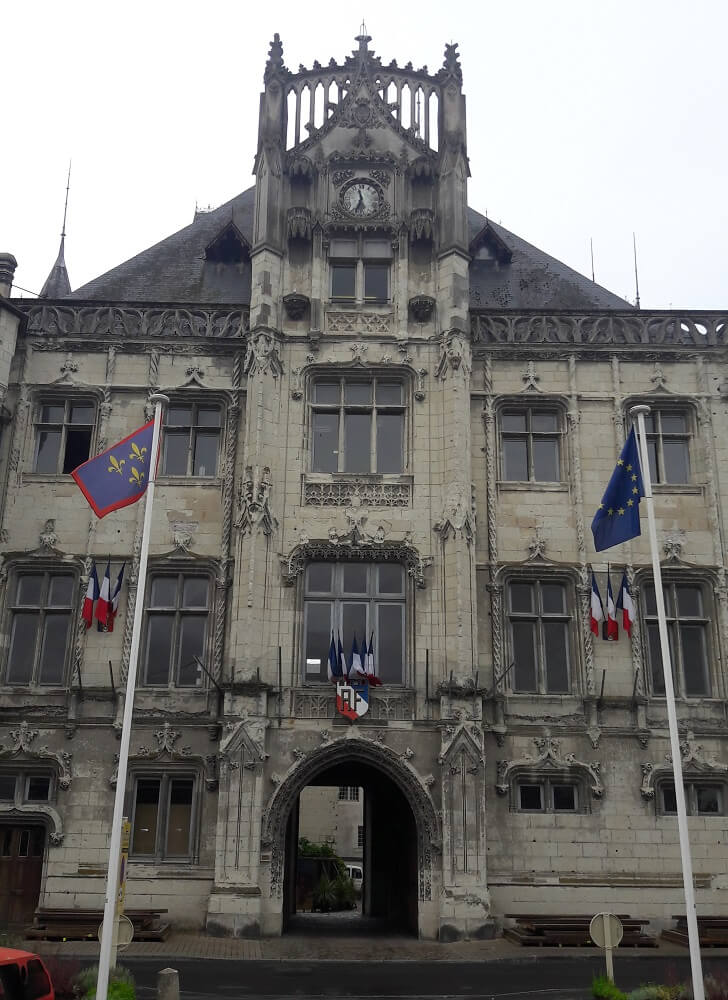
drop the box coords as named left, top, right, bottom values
left=63, top=428, right=92, bottom=473
left=510, top=582, right=533, bottom=614
left=145, top=616, right=174, bottom=684
left=307, top=563, right=333, bottom=593
left=646, top=440, right=659, bottom=482
left=35, top=430, right=62, bottom=473
left=696, top=785, right=721, bottom=815
left=662, top=439, right=689, bottom=483
left=17, top=575, right=43, bottom=605
left=501, top=412, right=526, bottom=432
left=163, top=431, right=189, bottom=475
left=166, top=779, right=193, bottom=855
left=304, top=602, right=332, bottom=678
left=0, top=776, right=16, bottom=800
left=197, top=407, right=221, bottom=427
left=553, top=785, right=576, bottom=811
left=26, top=776, right=51, bottom=801
left=331, top=264, right=356, bottom=298
left=151, top=577, right=177, bottom=606
left=531, top=412, right=559, bottom=432
left=48, top=575, right=74, bottom=607
left=377, top=604, right=403, bottom=683
left=532, top=438, right=559, bottom=481
left=378, top=564, right=404, bottom=595
left=133, top=779, right=160, bottom=854
left=177, top=616, right=207, bottom=686
left=70, top=405, right=94, bottom=425
left=364, top=263, right=388, bottom=301
left=344, top=382, right=373, bottom=405
left=644, top=584, right=657, bottom=616
left=193, top=432, right=219, bottom=476
left=182, top=577, right=208, bottom=608
left=342, top=602, right=368, bottom=653
left=41, top=404, right=64, bottom=423
left=167, top=406, right=192, bottom=426
left=314, top=382, right=339, bottom=404
left=543, top=621, right=569, bottom=693
left=661, top=783, right=677, bottom=813
left=680, top=625, right=709, bottom=696
left=519, top=785, right=542, bottom=810
left=512, top=621, right=537, bottom=691
left=643, top=413, right=656, bottom=432
left=541, top=583, right=565, bottom=614
left=313, top=412, right=339, bottom=472
left=648, top=623, right=665, bottom=694
left=376, top=383, right=402, bottom=405
left=660, top=413, right=687, bottom=433
left=677, top=586, right=702, bottom=617
left=7, top=613, right=39, bottom=684
left=376, top=413, right=403, bottom=473
left=503, top=439, right=528, bottom=481
left=344, top=413, right=371, bottom=473
left=343, top=564, right=368, bottom=594
left=38, top=614, right=70, bottom=684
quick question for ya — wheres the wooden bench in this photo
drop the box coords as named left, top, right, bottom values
left=503, top=913, right=657, bottom=948
left=25, top=907, right=170, bottom=942
left=661, top=915, right=728, bottom=948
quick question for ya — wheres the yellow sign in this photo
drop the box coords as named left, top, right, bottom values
left=116, top=819, right=131, bottom=915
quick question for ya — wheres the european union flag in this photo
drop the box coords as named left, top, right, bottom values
left=591, top=427, right=645, bottom=551
left=72, top=420, right=156, bottom=518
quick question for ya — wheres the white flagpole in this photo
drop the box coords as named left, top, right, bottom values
left=630, top=404, right=705, bottom=1000
left=96, top=394, right=169, bottom=1000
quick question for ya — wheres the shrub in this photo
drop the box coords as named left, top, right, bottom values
left=592, top=975, right=627, bottom=1000
left=0, top=928, right=23, bottom=948
left=74, top=964, right=135, bottom=1000
left=332, top=873, right=356, bottom=910
left=312, top=875, right=336, bottom=913
left=705, top=975, right=728, bottom=1000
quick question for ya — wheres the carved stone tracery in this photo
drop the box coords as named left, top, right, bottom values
left=109, top=723, right=219, bottom=790
left=640, top=735, right=728, bottom=800
left=496, top=737, right=603, bottom=799
left=0, top=722, right=73, bottom=789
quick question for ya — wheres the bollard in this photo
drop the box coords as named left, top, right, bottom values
left=157, top=968, right=179, bottom=1000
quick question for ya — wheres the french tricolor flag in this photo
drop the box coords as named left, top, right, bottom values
left=107, top=563, right=125, bottom=633
left=95, top=561, right=111, bottom=631
left=605, top=572, right=619, bottom=641
left=590, top=572, right=604, bottom=637
left=616, top=571, right=635, bottom=637
left=82, top=563, right=100, bottom=629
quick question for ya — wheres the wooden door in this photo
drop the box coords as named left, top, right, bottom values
left=0, top=825, right=45, bottom=926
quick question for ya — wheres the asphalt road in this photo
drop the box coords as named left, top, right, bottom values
left=122, top=955, right=728, bottom=1000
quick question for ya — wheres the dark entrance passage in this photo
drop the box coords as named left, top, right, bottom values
left=282, top=761, right=418, bottom=936
left=0, top=825, right=45, bottom=926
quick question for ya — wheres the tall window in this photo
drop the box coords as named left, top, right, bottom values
left=329, top=237, right=391, bottom=304
left=644, top=581, right=710, bottom=697
left=311, top=378, right=405, bottom=474
left=130, top=774, right=195, bottom=860
left=508, top=578, right=572, bottom=693
left=658, top=780, right=725, bottom=816
left=162, top=403, right=221, bottom=477
left=143, top=574, right=210, bottom=686
left=5, top=572, right=75, bottom=686
left=500, top=406, right=562, bottom=482
left=643, top=409, right=691, bottom=484
left=304, top=562, right=405, bottom=684
left=34, top=400, right=94, bottom=474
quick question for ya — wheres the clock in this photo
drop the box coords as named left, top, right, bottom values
left=341, top=180, right=379, bottom=218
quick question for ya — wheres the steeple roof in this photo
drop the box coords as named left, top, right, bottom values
left=39, top=236, right=72, bottom=298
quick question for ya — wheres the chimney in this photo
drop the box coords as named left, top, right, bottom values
left=0, top=253, right=18, bottom=297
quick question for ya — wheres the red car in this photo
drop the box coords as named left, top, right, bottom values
left=0, top=949, right=55, bottom=1000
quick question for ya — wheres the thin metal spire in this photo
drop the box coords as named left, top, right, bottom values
left=61, top=161, right=71, bottom=239
left=590, top=237, right=595, bottom=283
left=632, top=232, right=641, bottom=309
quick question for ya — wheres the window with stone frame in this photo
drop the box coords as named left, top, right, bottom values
left=328, top=236, right=392, bottom=304
left=303, top=561, right=405, bottom=684
left=499, top=405, right=563, bottom=483
left=514, top=777, right=584, bottom=813
left=0, top=771, right=54, bottom=805
left=641, top=407, right=692, bottom=485
left=310, top=377, right=405, bottom=475
left=161, top=401, right=222, bottom=478
left=338, top=786, right=360, bottom=801
left=657, top=779, right=726, bottom=816
left=142, top=573, right=211, bottom=687
left=33, top=399, right=95, bottom=475
left=4, top=570, right=76, bottom=686
left=643, top=579, right=712, bottom=698
left=506, top=577, right=574, bottom=694
left=129, top=772, right=197, bottom=861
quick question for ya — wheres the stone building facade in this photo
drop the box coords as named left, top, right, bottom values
left=1, top=32, right=728, bottom=940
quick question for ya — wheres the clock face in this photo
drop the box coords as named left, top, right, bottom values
left=342, top=181, right=379, bottom=217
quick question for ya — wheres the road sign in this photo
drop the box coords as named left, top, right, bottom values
left=590, top=912, right=623, bottom=983
left=97, top=914, right=134, bottom=953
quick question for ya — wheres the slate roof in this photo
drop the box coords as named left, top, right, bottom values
left=68, top=186, right=630, bottom=310
left=40, top=236, right=72, bottom=298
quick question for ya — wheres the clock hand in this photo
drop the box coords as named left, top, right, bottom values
left=356, top=190, right=364, bottom=213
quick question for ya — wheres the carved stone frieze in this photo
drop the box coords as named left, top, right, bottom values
left=435, top=330, right=471, bottom=378
left=236, top=466, right=278, bottom=537
left=496, top=737, right=603, bottom=798
left=640, top=735, right=728, bottom=800
left=0, top=722, right=73, bottom=789
left=287, top=207, right=313, bottom=241
left=21, top=303, right=250, bottom=339
left=292, top=689, right=415, bottom=721
left=326, top=312, right=393, bottom=335
left=109, top=722, right=219, bottom=790
left=433, top=484, right=475, bottom=543
left=244, top=331, right=283, bottom=378
left=409, top=208, right=435, bottom=242
left=303, top=478, right=410, bottom=508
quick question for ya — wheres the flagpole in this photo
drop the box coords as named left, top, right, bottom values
left=630, top=404, right=705, bottom=1000
left=96, top=394, right=168, bottom=1000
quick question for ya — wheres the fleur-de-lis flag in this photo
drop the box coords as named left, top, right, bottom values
left=72, top=420, right=156, bottom=518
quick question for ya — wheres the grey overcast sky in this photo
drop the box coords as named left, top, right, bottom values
left=3, top=0, right=726, bottom=309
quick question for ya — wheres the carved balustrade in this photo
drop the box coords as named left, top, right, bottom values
left=18, top=302, right=250, bottom=340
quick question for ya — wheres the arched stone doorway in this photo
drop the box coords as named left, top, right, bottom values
left=261, top=737, right=440, bottom=938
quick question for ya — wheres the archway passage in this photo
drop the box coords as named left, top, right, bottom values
left=282, top=760, right=418, bottom=936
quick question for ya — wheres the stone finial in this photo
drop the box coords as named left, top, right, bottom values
left=442, top=42, right=462, bottom=81
left=0, top=253, right=17, bottom=297
left=264, top=33, right=285, bottom=82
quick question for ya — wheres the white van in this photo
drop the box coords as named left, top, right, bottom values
left=345, top=863, right=363, bottom=892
